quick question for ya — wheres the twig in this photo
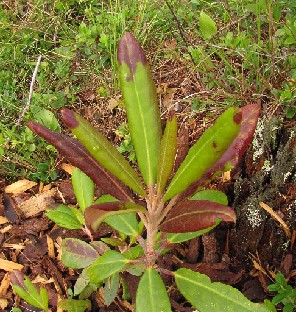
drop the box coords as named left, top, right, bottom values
left=16, top=55, right=42, bottom=126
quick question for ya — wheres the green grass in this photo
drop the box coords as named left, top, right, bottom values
left=0, top=0, right=295, bottom=182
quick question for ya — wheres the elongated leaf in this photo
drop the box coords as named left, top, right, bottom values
left=173, top=125, right=189, bottom=173
left=72, top=167, right=94, bottom=212
left=157, top=112, right=177, bottom=194
left=136, top=267, right=171, bottom=312
left=118, top=32, right=162, bottom=186
left=160, top=200, right=236, bottom=233
left=85, top=202, right=145, bottom=232
left=10, top=270, right=49, bottom=311
left=166, top=190, right=227, bottom=243
left=62, top=109, right=145, bottom=196
left=199, top=11, right=217, bottom=40
left=58, top=299, right=91, bottom=312
left=175, top=268, right=270, bottom=312
left=27, top=121, right=133, bottom=201
left=163, top=107, right=241, bottom=201
left=46, top=205, right=83, bottom=229
left=86, top=250, right=128, bottom=284
left=61, top=238, right=99, bottom=269
left=179, top=104, right=260, bottom=200
left=166, top=220, right=220, bottom=244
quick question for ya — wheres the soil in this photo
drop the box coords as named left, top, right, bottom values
left=0, top=58, right=295, bottom=311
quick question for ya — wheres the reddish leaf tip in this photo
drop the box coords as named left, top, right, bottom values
left=118, top=32, right=147, bottom=81
left=233, top=110, right=242, bottom=124
left=168, top=110, right=175, bottom=122
left=61, top=109, right=79, bottom=128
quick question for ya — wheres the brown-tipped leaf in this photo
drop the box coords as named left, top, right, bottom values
left=178, top=104, right=260, bottom=200
left=118, top=32, right=162, bottom=186
left=173, top=125, right=189, bottom=174
left=27, top=121, right=133, bottom=201
left=160, top=200, right=236, bottom=233
left=85, top=201, right=145, bottom=232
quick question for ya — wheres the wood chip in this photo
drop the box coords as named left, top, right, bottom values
left=0, top=258, right=23, bottom=272
left=4, top=179, right=37, bottom=194
left=2, top=243, right=25, bottom=250
left=259, top=202, right=291, bottom=238
left=0, top=225, right=12, bottom=234
left=0, top=298, right=8, bottom=310
left=108, top=97, right=119, bottom=110
left=0, top=273, right=10, bottom=296
left=32, top=275, right=54, bottom=285
left=47, top=235, right=55, bottom=259
left=18, top=188, right=56, bottom=218
left=60, top=163, right=75, bottom=175
left=0, top=216, right=9, bottom=225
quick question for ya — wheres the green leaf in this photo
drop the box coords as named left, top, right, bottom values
left=136, top=267, right=171, bottom=312
left=166, top=220, right=220, bottom=244
left=74, top=269, right=90, bottom=297
left=86, top=250, right=129, bottom=284
left=101, top=237, right=126, bottom=247
left=163, top=107, right=241, bottom=201
left=61, top=238, right=99, bottom=269
left=104, top=273, right=120, bottom=306
left=31, top=107, right=61, bottom=132
left=123, top=245, right=144, bottom=260
left=118, top=32, right=162, bottom=186
left=199, top=11, right=217, bottom=40
left=105, top=213, right=140, bottom=236
left=191, top=189, right=228, bottom=205
left=72, top=167, right=94, bottom=212
left=46, top=205, right=83, bottom=229
left=175, top=268, right=270, bottom=312
left=157, top=112, right=178, bottom=194
left=58, top=299, right=91, bottom=312
left=62, top=109, right=145, bottom=196
left=10, top=271, right=49, bottom=311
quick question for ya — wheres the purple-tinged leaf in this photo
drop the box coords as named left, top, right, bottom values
left=61, top=238, right=99, bottom=269
left=86, top=250, right=129, bottom=284
left=173, top=125, right=189, bottom=174
left=118, top=32, right=162, bottom=186
left=85, top=201, right=145, bottom=232
left=178, top=104, right=260, bottom=200
left=160, top=200, right=236, bottom=233
left=27, top=121, right=134, bottom=201
left=62, top=109, right=145, bottom=196
left=10, top=270, right=25, bottom=288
